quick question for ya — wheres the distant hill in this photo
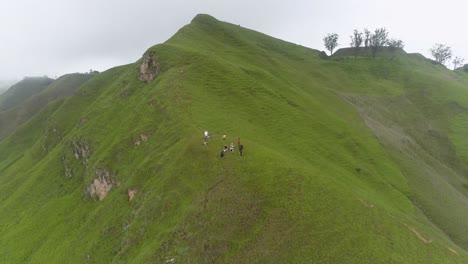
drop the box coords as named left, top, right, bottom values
left=0, top=73, right=94, bottom=140
left=0, top=76, right=54, bottom=111
left=0, top=14, right=468, bottom=263
left=457, top=64, right=468, bottom=73
left=0, top=79, right=18, bottom=95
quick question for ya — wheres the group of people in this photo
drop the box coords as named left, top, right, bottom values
left=220, top=136, right=244, bottom=158
left=202, top=130, right=244, bottom=157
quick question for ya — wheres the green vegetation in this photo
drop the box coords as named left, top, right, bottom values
left=0, top=14, right=468, bottom=263
left=0, top=73, right=94, bottom=140
left=0, top=76, right=54, bottom=111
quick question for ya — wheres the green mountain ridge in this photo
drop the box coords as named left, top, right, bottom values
left=0, top=76, right=54, bottom=111
left=0, top=80, right=18, bottom=95
left=0, top=73, right=95, bottom=140
left=1, top=14, right=468, bottom=263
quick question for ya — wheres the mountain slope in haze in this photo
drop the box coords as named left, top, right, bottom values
left=0, top=73, right=95, bottom=140
left=0, top=76, right=54, bottom=111
left=0, top=14, right=468, bottom=263
left=0, top=80, right=17, bottom=95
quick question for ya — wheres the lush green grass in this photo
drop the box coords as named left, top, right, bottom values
left=0, top=14, right=468, bottom=263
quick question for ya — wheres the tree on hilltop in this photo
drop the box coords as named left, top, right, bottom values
left=430, top=44, right=452, bottom=65
left=453, top=56, right=465, bottom=70
left=350, top=29, right=363, bottom=48
left=369, top=28, right=389, bottom=56
left=364, top=29, right=371, bottom=47
left=323, top=33, right=339, bottom=55
left=369, top=28, right=389, bottom=47
left=387, top=38, right=405, bottom=49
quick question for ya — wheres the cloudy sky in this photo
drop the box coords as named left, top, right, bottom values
left=0, top=0, right=466, bottom=80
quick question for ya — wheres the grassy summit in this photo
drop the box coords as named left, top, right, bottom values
left=0, top=14, right=467, bottom=263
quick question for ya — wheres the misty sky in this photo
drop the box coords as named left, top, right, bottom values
left=0, top=0, right=466, bottom=80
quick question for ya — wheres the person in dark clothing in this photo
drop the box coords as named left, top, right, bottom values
left=220, top=150, right=225, bottom=158
left=239, top=144, right=244, bottom=156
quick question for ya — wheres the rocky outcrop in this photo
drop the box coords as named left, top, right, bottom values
left=71, top=138, right=91, bottom=164
left=63, top=138, right=92, bottom=178
left=139, top=52, right=160, bottom=83
left=87, top=168, right=117, bottom=200
left=128, top=189, right=137, bottom=201
left=133, top=133, right=149, bottom=147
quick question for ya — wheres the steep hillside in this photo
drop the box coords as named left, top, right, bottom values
left=0, top=73, right=94, bottom=140
left=0, top=76, right=54, bottom=111
left=0, top=14, right=468, bottom=263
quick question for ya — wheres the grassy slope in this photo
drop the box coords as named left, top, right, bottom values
left=0, top=73, right=94, bottom=140
left=0, top=14, right=467, bottom=263
left=334, top=55, right=468, bottom=251
left=0, top=76, right=54, bottom=111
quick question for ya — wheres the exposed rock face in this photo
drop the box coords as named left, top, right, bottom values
left=128, top=189, right=137, bottom=201
left=87, top=168, right=116, bottom=200
left=71, top=138, right=91, bottom=164
left=64, top=167, right=73, bottom=178
left=139, top=52, right=160, bottom=83
left=63, top=138, right=92, bottom=178
left=80, top=117, right=88, bottom=125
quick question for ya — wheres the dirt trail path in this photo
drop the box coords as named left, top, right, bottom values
left=402, top=223, right=432, bottom=244
left=357, top=198, right=461, bottom=257
left=357, top=198, right=374, bottom=208
left=446, top=246, right=459, bottom=256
